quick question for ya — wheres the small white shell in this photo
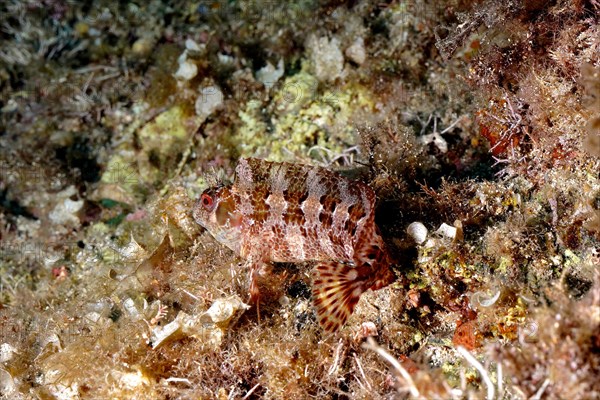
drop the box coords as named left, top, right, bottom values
left=151, top=296, right=250, bottom=350
left=185, top=38, right=203, bottom=52
left=407, top=222, right=428, bottom=244
left=436, top=223, right=457, bottom=239
left=471, top=290, right=501, bottom=308
left=174, top=59, right=198, bottom=81
left=0, top=343, right=18, bottom=363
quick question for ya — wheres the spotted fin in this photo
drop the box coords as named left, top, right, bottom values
left=311, top=262, right=367, bottom=332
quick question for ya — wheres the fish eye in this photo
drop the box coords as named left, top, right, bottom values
left=201, top=193, right=214, bottom=210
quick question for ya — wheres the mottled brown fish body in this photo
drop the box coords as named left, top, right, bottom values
left=193, top=158, right=395, bottom=332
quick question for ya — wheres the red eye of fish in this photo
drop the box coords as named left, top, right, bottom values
left=201, top=193, right=214, bottom=210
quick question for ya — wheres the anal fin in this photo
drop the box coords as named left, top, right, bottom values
left=311, top=262, right=367, bottom=332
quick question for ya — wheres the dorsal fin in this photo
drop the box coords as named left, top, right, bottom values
left=311, top=262, right=367, bottom=332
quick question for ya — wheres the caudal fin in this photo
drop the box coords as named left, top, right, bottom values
left=311, top=262, right=366, bottom=332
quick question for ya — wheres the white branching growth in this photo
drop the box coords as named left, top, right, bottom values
left=363, top=337, right=421, bottom=398
left=456, top=346, right=494, bottom=400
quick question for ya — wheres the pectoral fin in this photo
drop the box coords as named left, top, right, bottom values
left=311, top=262, right=366, bottom=332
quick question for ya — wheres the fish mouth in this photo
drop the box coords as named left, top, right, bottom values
left=192, top=209, right=207, bottom=229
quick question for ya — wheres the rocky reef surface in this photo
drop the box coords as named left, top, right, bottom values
left=0, top=1, right=598, bottom=398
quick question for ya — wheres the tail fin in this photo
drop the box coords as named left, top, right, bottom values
left=311, top=262, right=367, bottom=332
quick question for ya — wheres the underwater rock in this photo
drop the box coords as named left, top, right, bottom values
left=195, top=86, right=224, bottom=120
left=307, top=35, right=344, bottom=82
left=256, top=59, right=285, bottom=89
left=48, top=186, right=83, bottom=225
left=345, top=37, right=366, bottom=65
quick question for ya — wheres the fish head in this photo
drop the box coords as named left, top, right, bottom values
left=193, top=185, right=243, bottom=252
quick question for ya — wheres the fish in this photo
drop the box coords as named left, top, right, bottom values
left=193, top=158, right=395, bottom=332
